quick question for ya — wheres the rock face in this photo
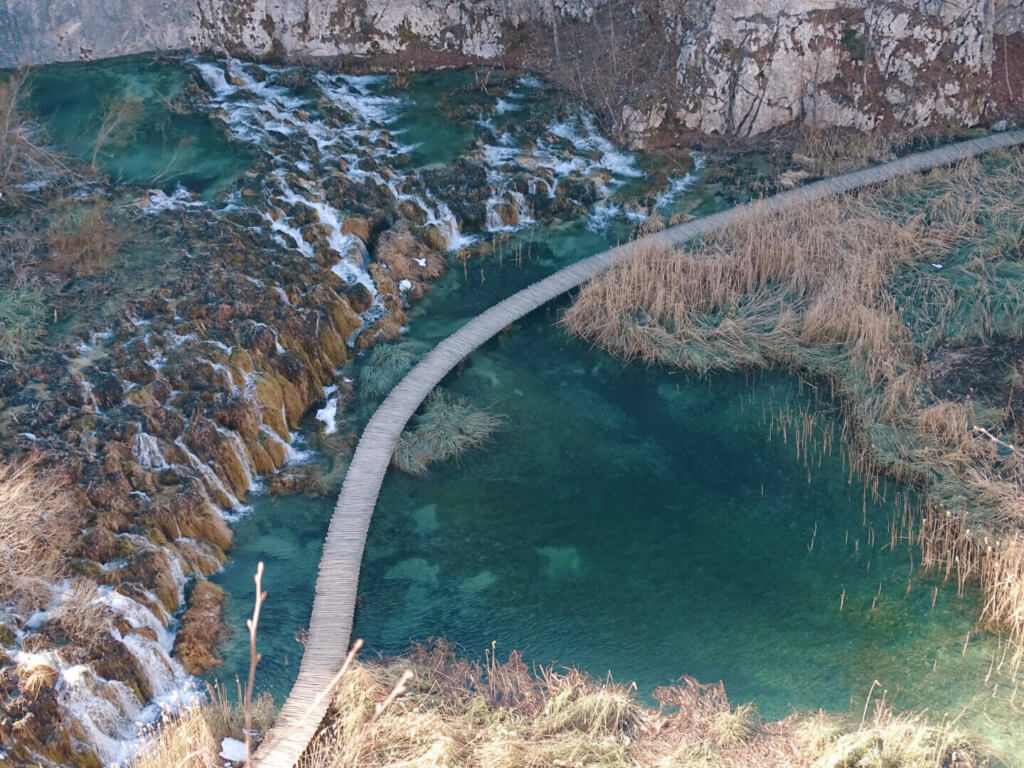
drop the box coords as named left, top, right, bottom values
left=3, top=1, right=1022, bottom=141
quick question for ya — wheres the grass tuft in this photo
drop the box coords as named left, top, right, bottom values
left=358, top=341, right=430, bottom=400
left=0, top=287, right=47, bottom=362
left=392, top=389, right=503, bottom=476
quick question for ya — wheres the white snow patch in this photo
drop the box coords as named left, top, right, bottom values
left=220, top=737, right=248, bottom=763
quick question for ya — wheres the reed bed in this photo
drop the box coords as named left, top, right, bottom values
left=789, top=125, right=913, bottom=176
left=564, top=149, right=1024, bottom=655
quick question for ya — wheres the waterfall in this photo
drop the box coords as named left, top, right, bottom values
left=174, top=438, right=242, bottom=510
left=58, top=665, right=144, bottom=766
left=215, top=425, right=258, bottom=492
left=132, top=429, right=168, bottom=470
left=485, top=196, right=507, bottom=231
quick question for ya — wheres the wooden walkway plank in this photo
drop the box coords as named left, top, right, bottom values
left=252, top=129, right=1024, bottom=768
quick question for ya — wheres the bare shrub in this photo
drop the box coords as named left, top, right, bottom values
left=91, top=93, right=143, bottom=169
left=0, top=72, right=71, bottom=201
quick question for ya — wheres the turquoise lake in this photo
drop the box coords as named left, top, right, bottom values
left=16, top=53, right=1019, bottom=764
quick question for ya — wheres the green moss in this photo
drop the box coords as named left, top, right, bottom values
left=842, top=24, right=866, bottom=61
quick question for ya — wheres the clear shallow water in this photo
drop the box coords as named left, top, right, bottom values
left=355, top=311, right=1023, bottom=756
left=50, top=55, right=1007, bottom=764
left=24, top=56, right=255, bottom=199
left=215, top=300, right=1024, bottom=763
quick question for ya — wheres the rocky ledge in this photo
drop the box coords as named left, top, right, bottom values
left=2, top=1, right=1023, bottom=146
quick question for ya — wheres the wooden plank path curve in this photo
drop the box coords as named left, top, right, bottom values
left=252, top=128, right=1024, bottom=768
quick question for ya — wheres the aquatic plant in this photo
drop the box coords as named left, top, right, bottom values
left=358, top=341, right=430, bottom=400
left=0, top=286, right=47, bottom=362
left=0, top=458, right=79, bottom=609
left=564, top=149, right=1024, bottom=662
left=392, top=389, right=503, bottom=476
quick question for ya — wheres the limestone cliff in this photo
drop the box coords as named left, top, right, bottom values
left=2, top=1, right=1022, bottom=145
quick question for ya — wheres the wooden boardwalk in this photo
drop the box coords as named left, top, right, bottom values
left=252, top=128, right=1024, bottom=768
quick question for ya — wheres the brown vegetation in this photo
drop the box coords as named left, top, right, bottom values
left=49, top=578, right=117, bottom=652
left=564, top=150, right=1024, bottom=663
left=0, top=457, right=80, bottom=609
left=128, top=683, right=274, bottom=768
left=788, top=125, right=912, bottom=176
left=46, top=198, right=126, bottom=276
left=173, top=579, right=228, bottom=674
left=134, top=641, right=992, bottom=768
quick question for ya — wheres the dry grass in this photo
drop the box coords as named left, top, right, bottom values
left=804, top=707, right=983, bottom=768
left=128, top=703, right=221, bottom=768
left=132, top=641, right=994, bottom=768
left=46, top=198, right=126, bottom=276
left=564, top=150, right=1024, bottom=655
left=297, top=643, right=991, bottom=768
left=126, top=684, right=275, bottom=768
left=0, top=457, right=80, bottom=609
left=0, top=287, right=48, bottom=362
left=48, top=578, right=118, bottom=651
left=790, top=125, right=912, bottom=176
left=202, top=681, right=276, bottom=745
left=15, top=657, right=59, bottom=699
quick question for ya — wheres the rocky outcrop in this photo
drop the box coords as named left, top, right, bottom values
left=674, top=0, right=1024, bottom=136
left=2, top=1, right=1023, bottom=142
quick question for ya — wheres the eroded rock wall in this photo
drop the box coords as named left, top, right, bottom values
left=2, top=2, right=1022, bottom=146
